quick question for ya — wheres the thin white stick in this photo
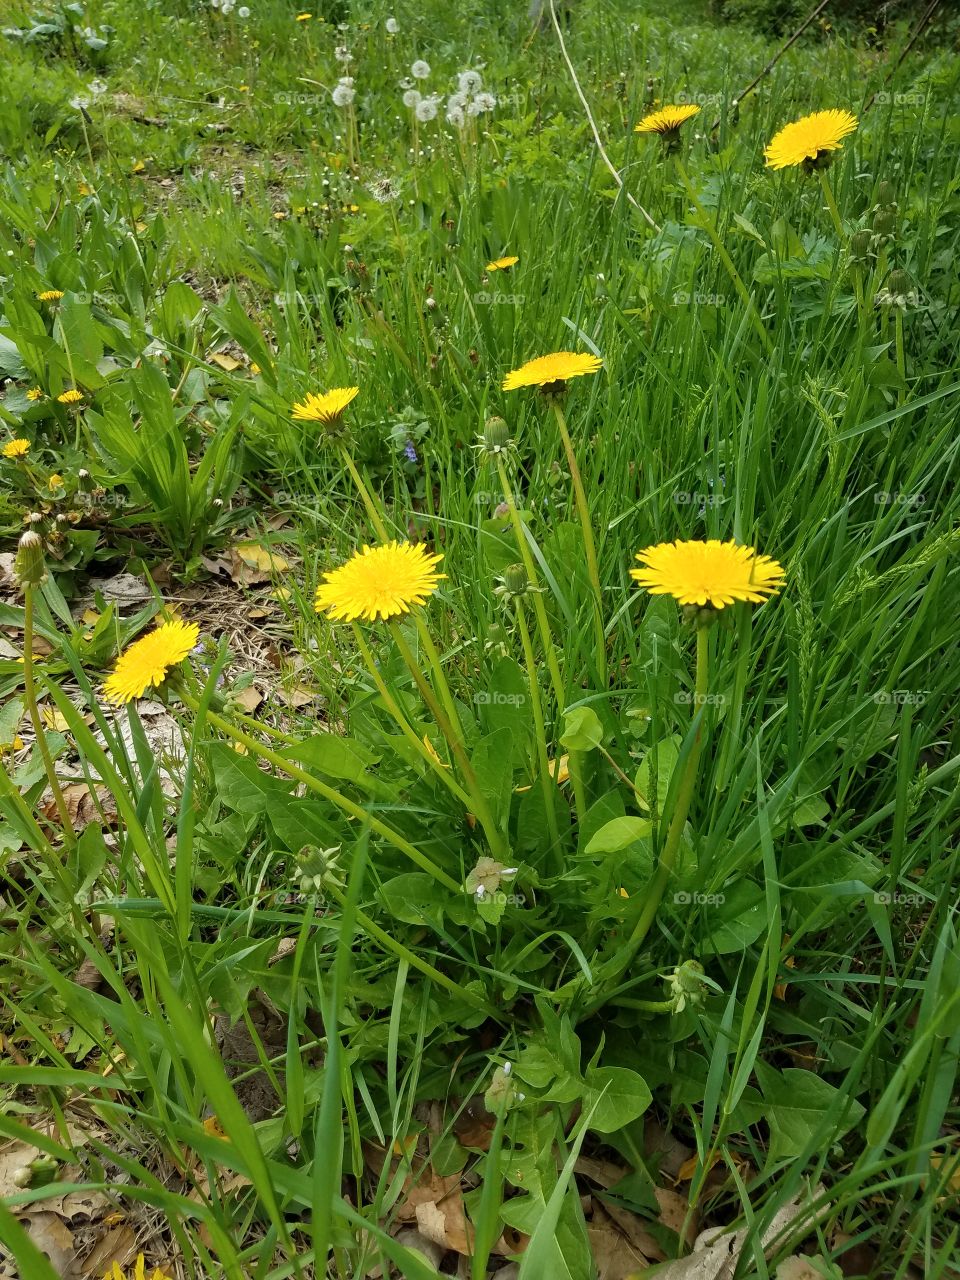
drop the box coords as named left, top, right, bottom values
left=548, top=0, right=660, bottom=232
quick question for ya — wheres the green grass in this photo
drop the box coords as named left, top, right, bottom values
left=1, top=1, right=959, bottom=1277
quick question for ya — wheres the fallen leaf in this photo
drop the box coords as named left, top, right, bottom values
left=277, top=685, right=316, bottom=708
left=233, top=686, right=263, bottom=713
left=588, top=1200, right=657, bottom=1279
left=41, top=784, right=118, bottom=832
left=80, top=1223, right=138, bottom=1277
left=209, top=352, right=243, bottom=371
left=230, top=541, right=291, bottom=586
left=415, top=1189, right=473, bottom=1254
left=21, top=1211, right=79, bottom=1277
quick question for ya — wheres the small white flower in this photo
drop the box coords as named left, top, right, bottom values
left=473, top=92, right=496, bottom=113
left=334, top=45, right=351, bottom=63
left=458, top=70, right=482, bottom=95
left=411, top=60, right=431, bottom=80
left=415, top=96, right=439, bottom=122
left=332, top=84, right=355, bottom=107
left=385, top=17, right=399, bottom=33
left=402, top=88, right=422, bottom=109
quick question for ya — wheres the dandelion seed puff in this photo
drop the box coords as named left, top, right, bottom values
left=238, top=4, right=250, bottom=14
left=415, top=96, right=439, bottom=122
left=338, top=75, right=354, bottom=87
left=473, top=92, right=496, bottom=113
left=457, top=70, right=483, bottom=94
left=402, top=88, right=422, bottom=108
left=447, top=91, right=467, bottom=111
left=385, top=16, right=399, bottom=33
left=332, top=84, right=355, bottom=107
left=446, top=104, right=465, bottom=128
left=335, top=45, right=351, bottom=62
left=411, top=60, right=431, bottom=79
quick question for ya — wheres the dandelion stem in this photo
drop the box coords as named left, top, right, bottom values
left=351, top=624, right=472, bottom=809
left=609, top=625, right=710, bottom=979
left=389, top=621, right=510, bottom=860
left=895, top=310, right=907, bottom=402
left=339, top=446, right=390, bottom=541
left=673, top=156, right=773, bottom=357
left=23, top=587, right=76, bottom=847
left=179, top=694, right=462, bottom=893
left=551, top=399, right=607, bottom=687
left=818, top=168, right=845, bottom=240
left=494, top=455, right=565, bottom=710
left=515, top=599, right=562, bottom=862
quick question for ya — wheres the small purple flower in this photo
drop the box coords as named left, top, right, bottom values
left=404, top=440, right=418, bottom=463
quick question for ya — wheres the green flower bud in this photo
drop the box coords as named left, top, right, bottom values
left=875, top=180, right=897, bottom=210
left=668, top=959, right=708, bottom=1014
left=477, top=415, right=515, bottom=457
left=77, top=468, right=94, bottom=493
left=14, top=530, right=47, bottom=587
left=849, top=229, right=874, bottom=263
left=876, top=269, right=918, bottom=310
left=496, top=562, right=530, bottom=600
left=872, top=207, right=896, bottom=238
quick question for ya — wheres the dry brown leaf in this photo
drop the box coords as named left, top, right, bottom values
left=656, top=1187, right=697, bottom=1248
left=233, top=686, right=264, bottom=713
left=414, top=1189, right=473, bottom=1254
left=277, top=685, right=317, bottom=708
left=644, top=1119, right=695, bottom=1181
left=776, top=1258, right=825, bottom=1280
left=675, top=1152, right=721, bottom=1186
left=230, top=541, right=290, bottom=586
left=576, top=1155, right=630, bottom=1190
left=42, top=784, right=118, bottom=832
left=80, top=1223, right=138, bottom=1277
left=633, top=1183, right=826, bottom=1280
left=588, top=1200, right=657, bottom=1279
left=21, top=1211, right=79, bottom=1278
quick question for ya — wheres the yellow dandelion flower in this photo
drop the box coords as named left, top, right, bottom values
left=502, top=351, right=602, bottom=392
left=631, top=539, right=785, bottom=610
left=48, top=474, right=64, bottom=490
left=486, top=255, right=519, bottom=272
left=37, top=289, right=65, bottom=302
left=291, top=386, right=359, bottom=425
left=315, top=541, right=445, bottom=622
left=102, top=1254, right=170, bottom=1280
left=3, top=439, right=31, bottom=459
left=58, top=388, right=84, bottom=405
left=764, top=109, right=858, bottom=171
left=103, top=619, right=200, bottom=705
left=250, top=362, right=261, bottom=375
left=634, top=103, right=700, bottom=136
left=296, top=11, right=312, bottom=19
left=26, top=386, right=43, bottom=401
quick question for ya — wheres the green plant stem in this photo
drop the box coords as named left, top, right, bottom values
left=567, top=749, right=588, bottom=823
left=610, top=624, right=711, bottom=978
left=515, top=599, right=562, bottom=862
left=551, top=398, right=607, bottom=687
left=494, top=454, right=565, bottom=711
left=818, top=168, right=845, bottom=240
left=339, top=446, right=390, bottom=540
left=351, top=624, right=472, bottom=809
left=895, top=310, right=907, bottom=402
left=389, top=622, right=510, bottom=860
left=673, top=156, right=773, bottom=357
left=178, top=692, right=462, bottom=892
left=23, top=587, right=75, bottom=846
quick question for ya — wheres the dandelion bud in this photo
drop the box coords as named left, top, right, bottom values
left=668, top=959, right=707, bottom=1014
left=14, top=530, right=47, bottom=587
left=478, top=416, right=514, bottom=457
left=497, top=562, right=529, bottom=600
left=78, top=468, right=94, bottom=493
left=875, top=269, right=919, bottom=311
left=871, top=207, right=896, bottom=238
left=849, top=229, right=874, bottom=263
left=875, top=180, right=897, bottom=210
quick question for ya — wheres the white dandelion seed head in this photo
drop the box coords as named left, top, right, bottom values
left=369, top=175, right=400, bottom=203
left=238, top=4, right=250, bottom=15
left=220, top=0, right=234, bottom=12
left=338, top=75, right=354, bottom=87
left=446, top=104, right=465, bottom=128
left=415, top=96, right=439, bottom=122
left=385, top=16, right=399, bottom=33
left=332, top=84, right=355, bottom=107
left=402, top=88, right=422, bottom=108
left=411, top=59, right=431, bottom=79
left=473, top=92, right=496, bottom=113
left=70, top=95, right=90, bottom=110
left=466, top=98, right=483, bottom=117
left=334, top=45, right=351, bottom=62
left=457, top=70, right=483, bottom=95
left=88, top=78, right=108, bottom=96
